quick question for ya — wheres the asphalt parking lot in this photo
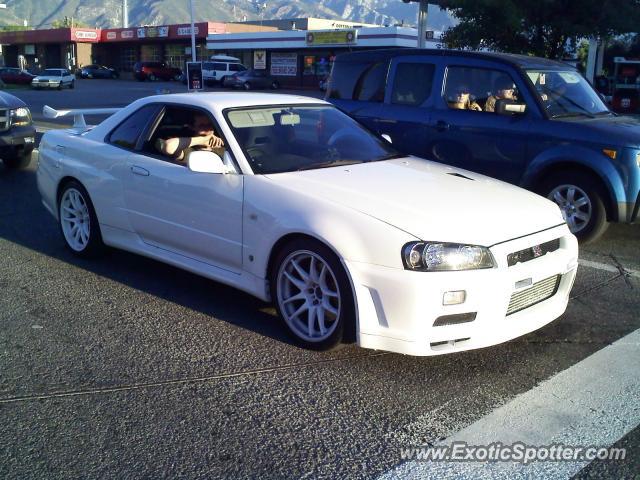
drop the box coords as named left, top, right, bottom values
left=1, top=79, right=639, bottom=479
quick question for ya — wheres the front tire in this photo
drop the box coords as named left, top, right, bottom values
left=272, top=239, right=355, bottom=350
left=58, top=181, right=105, bottom=257
left=2, top=151, right=32, bottom=169
left=540, top=171, right=609, bottom=243
left=69, top=80, right=75, bottom=89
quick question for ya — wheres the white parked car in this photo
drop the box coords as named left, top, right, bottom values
left=32, top=68, right=75, bottom=90
left=36, top=93, right=578, bottom=356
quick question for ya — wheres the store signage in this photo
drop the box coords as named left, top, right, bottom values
left=270, top=53, right=297, bottom=76
left=186, top=62, right=204, bottom=91
left=74, top=30, right=98, bottom=40
left=305, top=30, right=357, bottom=46
left=137, top=26, right=169, bottom=39
left=254, top=50, right=266, bottom=70
left=106, top=32, right=117, bottom=40
left=177, top=26, right=199, bottom=36
left=121, top=30, right=134, bottom=39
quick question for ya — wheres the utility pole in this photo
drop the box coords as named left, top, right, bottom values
left=401, top=0, right=445, bottom=48
left=189, top=0, right=196, bottom=62
left=123, top=0, right=129, bottom=28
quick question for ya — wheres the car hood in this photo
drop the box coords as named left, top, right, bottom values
left=266, top=157, right=565, bottom=246
left=0, top=91, right=26, bottom=108
left=33, top=75, right=62, bottom=81
left=556, top=114, right=640, bottom=148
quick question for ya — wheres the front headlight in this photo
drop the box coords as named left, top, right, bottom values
left=402, top=242, right=496, bottom=271
left=10, top=107, right=32, bottom=127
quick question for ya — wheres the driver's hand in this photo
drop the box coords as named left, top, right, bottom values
left=208, top=134, right=224, bottom=148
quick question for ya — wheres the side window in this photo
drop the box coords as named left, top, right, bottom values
left=328, top=62, right=370, bottom=100
left=229, top=63, right=243, bottom=72
left=391, top=62, right=435, bottom=106
left=212, top=63, right=227, bottom=71
left=108, top=105, right=159, bottom=150
left=354, top=61, right=389, bottom=102
left=444, top=66, right=519, bottom=113
left=202, top=63, right=214, bottom=70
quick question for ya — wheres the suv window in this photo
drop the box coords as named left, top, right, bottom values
left=391, top=63, right=435, bottom=106
left=108, top=105, right=159, bottom=150
left=354, top=62, right=389, bottom=103
left=202, top=63, right=215, bottom=70
left=212, top=63, right=227, bottom=71
left=328, top=62, right=376, bottom=100
left=229, top=63, right=245, bottom=72
left=444, top=66, right=520, bottom=113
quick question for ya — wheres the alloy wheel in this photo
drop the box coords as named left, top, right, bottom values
left=60, top=188, right=91, bottom=251
left=549, top=184, right=592, bottom=233
left=277, top=250, right=341, bottom=342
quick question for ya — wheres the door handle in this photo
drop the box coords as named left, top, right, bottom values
left=130, top=165, right=150, bottom=176
left=435, top=120, right=450, bottom=132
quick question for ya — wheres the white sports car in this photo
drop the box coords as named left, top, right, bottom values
left=37, top=93, right=578, bottom=356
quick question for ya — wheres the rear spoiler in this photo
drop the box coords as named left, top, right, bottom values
left=43, top=105, right=121, bottom=129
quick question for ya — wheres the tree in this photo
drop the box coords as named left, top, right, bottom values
left=439, top=0, right=640, bottom=59
left=51, top=17, right=90, bottom=29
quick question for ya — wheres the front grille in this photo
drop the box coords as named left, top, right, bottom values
left=507, top=239, right=560, bottom=267
left=507, top=274, right=561, bottom=316
left=0, top=109, right=8, bottom=131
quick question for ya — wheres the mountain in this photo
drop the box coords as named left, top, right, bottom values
left=0, top=0, right=454, bottom=33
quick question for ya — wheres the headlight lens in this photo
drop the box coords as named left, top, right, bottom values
left=10, top=107, right=31, bottom=126
left=402, top=242, right=496, bottom=271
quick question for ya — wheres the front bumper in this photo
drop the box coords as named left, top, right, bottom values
left=0, top=124, right=36, bottom=154
left=32, top=82, right=61, bottom=88
left=347, top=224, right=578, bottom=356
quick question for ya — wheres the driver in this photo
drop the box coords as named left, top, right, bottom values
left=485, top=76, right=517, bottom=112
left=156, top=113, right=224, bottom=163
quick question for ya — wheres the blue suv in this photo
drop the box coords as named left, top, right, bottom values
left=327, top=49, right=640, bottom=243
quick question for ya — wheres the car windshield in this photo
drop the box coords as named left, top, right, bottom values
left=526, top=70, right=610, bottom=118
left=43, top=69, right=63, bottom=76
left=225, top=105, right=400, bottom=174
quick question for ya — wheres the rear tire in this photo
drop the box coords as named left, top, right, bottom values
left=2, top=151, right=32, bottom=169
left=57, top=180, right=105, bottom=258
left=271, top=238, right=355, bottom=351
left=539, top=171, right=609, bottom=244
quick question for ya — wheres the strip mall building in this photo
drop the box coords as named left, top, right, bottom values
left=0, top=17, right=438, bottom=86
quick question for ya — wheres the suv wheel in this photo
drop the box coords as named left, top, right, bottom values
left=540, top=171, right=609, bottom=243
left=69, top=80, right=75, bottom=89
left=2, top=151, right=32, bottom=169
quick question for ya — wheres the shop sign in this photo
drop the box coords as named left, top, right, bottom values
left=305, top=30, right=357, bottom=46
left=270, top=53, right=297, bottom=76
left=74, top=30, right=98, bottom=40
left=177, top=26, right=199, bottom=36
left=254, top=50, right=266, bottom=70
left=106, top=32, right=117, bottom=40
left=121, top=30, right=134, bottom=39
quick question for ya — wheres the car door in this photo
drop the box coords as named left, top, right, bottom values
left=120, top=105, right=244, bottom=272
left=374, top=57, right=439, bottom=158
left=202, top=62, right=215, bottom=82
left=428, top=61, right=533, bottom=184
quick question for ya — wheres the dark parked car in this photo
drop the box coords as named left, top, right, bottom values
left=79, top=64, right=119, bottom=79
left=223, top=69, right=279, bottom=90
left=0, top=67, right=36, bottom=85
left=327, top=48, right=640, bottom=243
left=133, top=61, right=182, bottom=82
left=0, top=90, right=35, bottom=169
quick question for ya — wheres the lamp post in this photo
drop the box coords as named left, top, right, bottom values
left=401, top=0, right=446, bottom=48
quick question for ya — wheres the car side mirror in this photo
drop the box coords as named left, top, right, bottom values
left=188, top=150, right=226, bottom=174
left=495, top=98, right=527, bottom=115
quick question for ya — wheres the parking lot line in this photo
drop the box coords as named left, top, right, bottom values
left=579, top=258, right=639, bottom=278
left=379, top=327, right=640, bottom=479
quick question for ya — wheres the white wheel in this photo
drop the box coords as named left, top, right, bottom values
left=272, top=239, right=355, bottom=350
left=58, top=181, right=105, bottom=257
